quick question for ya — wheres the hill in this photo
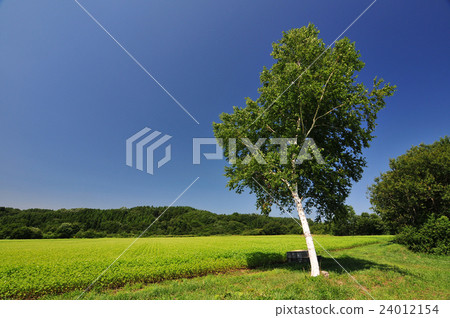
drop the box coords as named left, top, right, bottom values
left=0, top=206, right=330, bottom=239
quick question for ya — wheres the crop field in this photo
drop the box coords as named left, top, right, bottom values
left=0, top=235, right=390, bottom=299
left=52, top=242, right=448, bottom=300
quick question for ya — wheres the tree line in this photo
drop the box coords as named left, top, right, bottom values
left=0, top=205, right=387, bottom=239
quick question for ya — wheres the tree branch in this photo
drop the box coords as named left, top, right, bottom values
left=305, top=65, right=337, bottom=137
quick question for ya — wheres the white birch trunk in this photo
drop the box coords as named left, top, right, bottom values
left=292, top=191, right=320, bottom=277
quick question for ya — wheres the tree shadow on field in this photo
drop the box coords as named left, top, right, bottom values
left=245, top=252, right=285, bottom=268
left=318, top=256, right=412, bottom=276
left=245, top=252, right=412, bottom=277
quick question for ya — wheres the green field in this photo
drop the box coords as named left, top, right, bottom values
left=1, top=235, right=448, bottom=300
left=53, top=242, right=448, bottom=300
left=0, top=235, right=390, bottom=299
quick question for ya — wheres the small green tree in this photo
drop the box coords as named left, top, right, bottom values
left=354, top=213, right=386, bottom=235
left=213, top=24, right=395, bottom=276
left=331, top=205, right=357, bottom=236
left=369, top=136, right=450, bottom=232
left=55, top=223, right=80, bottom=238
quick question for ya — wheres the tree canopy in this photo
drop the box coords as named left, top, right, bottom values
left=369, top=136, right=450, bottom=232
left=0, top=206, right=314, bottom=239
left=213, top=24, right=395, bottom=220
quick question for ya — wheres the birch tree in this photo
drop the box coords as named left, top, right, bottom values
left=213, top=24, right=395, bottom=276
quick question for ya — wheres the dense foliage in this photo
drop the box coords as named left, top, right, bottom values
left=0, top=206, right=387, bottom=239
left=331, top=206, right=386, bottom=236
left=369, top=137, right=450, bottom=255
left=395, top=215, right=449, bottom=255
left=0, top=206, right=318, bottom=239
left=0, top=206, right=385, bottom=239
left=369, top=137, right=450, bottom=231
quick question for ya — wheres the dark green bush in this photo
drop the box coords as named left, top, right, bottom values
left=55, top=223, right=80, bottom=238
left=261, top=223, right=288, bottom=235
left=10, top=227, right=43, bottom=239
left=369, top=137, right=450, bottom=232
left=395, top=215, right=449, bottom=255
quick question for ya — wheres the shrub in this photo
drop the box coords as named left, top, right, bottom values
left=10, top=227, right=43, bottom=239
left=55, top=223, right=80, bottom=238
left=395, top=215, right=449, bottom=255
left=261, top=223, right=287, bottom=235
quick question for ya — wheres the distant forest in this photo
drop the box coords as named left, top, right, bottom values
left=0, top=206, right=387, bottom=239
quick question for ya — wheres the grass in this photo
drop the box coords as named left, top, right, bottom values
left=0, top=235, right=389, bottom=299
left=49, top=242, right=450, bottom=300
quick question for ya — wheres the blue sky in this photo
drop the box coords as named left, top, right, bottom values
left=0, top=0, right=449, bottom=217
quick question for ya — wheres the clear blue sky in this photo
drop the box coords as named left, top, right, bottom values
left=1, top=0, right=449, bottom=217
